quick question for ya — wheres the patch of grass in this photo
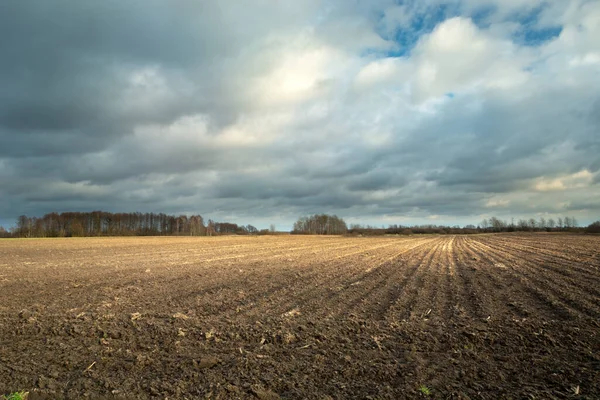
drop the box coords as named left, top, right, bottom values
left=1, top=392, right=28, bottom=400
left=418, top=385, right=432, bottom=396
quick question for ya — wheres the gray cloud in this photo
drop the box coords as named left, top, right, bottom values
left=1, top=1, right=599, bottom=229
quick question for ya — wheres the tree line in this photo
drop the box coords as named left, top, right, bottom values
left=346, top=215, right=598, bottom=236
left=5, top=211, right=263, bottom=238
left=479, top=216, right=580, bottom=232
left=1, top=211, right=598, bottom=238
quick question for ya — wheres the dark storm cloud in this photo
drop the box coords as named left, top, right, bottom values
left=0, top=1, right=318, bottom=149
left=387, top=87, right=600, bottom=193
left=345, top=170, right=398, bottom=191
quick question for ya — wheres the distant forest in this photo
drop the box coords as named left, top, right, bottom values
left=348, top=215, right=594, bottom=235
left=3, top=211, right=262, bottom=238
left=0, top=211, right=597, bottom=238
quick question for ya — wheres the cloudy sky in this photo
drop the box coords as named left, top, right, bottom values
left=1, top=1, right=599, bottom=229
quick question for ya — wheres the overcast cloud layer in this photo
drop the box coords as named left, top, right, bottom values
left=1, top=1, right=599, bottom=229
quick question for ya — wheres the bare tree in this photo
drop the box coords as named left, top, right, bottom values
left=538, top=217, right=546, bottom=230
left=207, top=220, right=215, bottom=236
left=518, top=219, right=529, bottom=231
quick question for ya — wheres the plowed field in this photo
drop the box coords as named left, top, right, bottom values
left=1, top=234, right=599, bottom=399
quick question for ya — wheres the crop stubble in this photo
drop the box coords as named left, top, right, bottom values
left=0, top=234, right=599, bottom=399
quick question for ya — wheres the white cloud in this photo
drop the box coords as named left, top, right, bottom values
left=249, top=34, right=354, bottom=106
left=569, top=52, right=600, bottom=67
left=534, top=170, right=595, bottom=192
left=354, top=57, right=407, bottom=90
left=485, top=198, right=510, bottom=208
left=410, top=17, right=531, bottom=102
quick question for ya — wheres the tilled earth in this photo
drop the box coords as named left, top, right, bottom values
left=0, top=234, right=599, bottom=399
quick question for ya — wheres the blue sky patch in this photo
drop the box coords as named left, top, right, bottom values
left=370, top=1, right=562, bottom=60
left=508, top=4, right=563, bottom=46
left=515, top=25, right=562, bottom=46
left=376, top=3, right=460, bottom=57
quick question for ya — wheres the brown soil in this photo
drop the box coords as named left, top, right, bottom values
left=0, top=234, right=599, bottom=399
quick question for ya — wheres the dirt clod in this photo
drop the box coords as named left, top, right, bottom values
left=251, top=384, right=280, bottom=400
left=195, top=356, right=219, bottom=369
